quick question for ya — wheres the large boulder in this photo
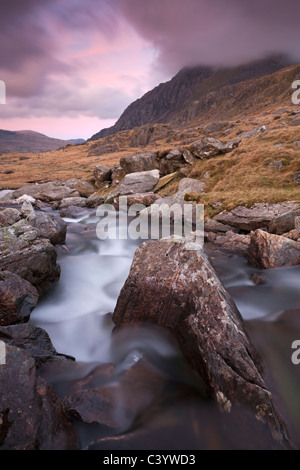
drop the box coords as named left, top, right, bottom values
left=113, top=237, right=289, bottom=446
left=13, top=182, right=79, bottom=202
left=120, top=152, right=159, bottom=175
left=0, top=222, right=60, bottom=292
left=0, top=271, right=39, bottom=326
left=59, top=197, right=87, bottom=209
left=74, top=181, right=96, bottom=198
left=247, top=229, right=300, bottom=269
left=117, top=170, right=160, bottom=196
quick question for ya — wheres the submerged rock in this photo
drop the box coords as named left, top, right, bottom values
left=113, top=237, right=289, bottom=446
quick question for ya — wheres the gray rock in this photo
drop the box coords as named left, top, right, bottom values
left=60, top=205, right=89, bottom=219
left=241, top=125, right=267, bottom=138
left=117, top=170, right=160, bottom=196
left=74, top=181, right=96, bottom=198
left=214, top=202, right=300, bottom=232
left=13, top=182, right=79, bottom=202
left=27, top=212, right=67, bottom=245
left=60, top=197, right=87, bottom=209
left=268, top=161, right=282, bottom=169
left=86, top=193, right=106, bottom=208
left=178, top=178, right=206, bottom=194
left=120, top=152, right=159, bottom=175
left=0, top=208, right=21, bottom=226
left=93, top=164, right=111, bottom=182
left=188, top=137, right=240, bottom=159
left=204, top=219, right=239, bottom=234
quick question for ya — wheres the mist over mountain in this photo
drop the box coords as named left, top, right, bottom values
left=89, top=55, right=292, bottom=141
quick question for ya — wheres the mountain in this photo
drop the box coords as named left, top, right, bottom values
left=0, top=130, right=85, bottom=155
left=89, top=55, right=293, bottom=141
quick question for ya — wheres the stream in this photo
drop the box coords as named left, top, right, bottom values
left=31, top=209, right=300, bottom=450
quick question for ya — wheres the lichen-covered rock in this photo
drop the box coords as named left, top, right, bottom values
left=113, top=237, right=289, bottom=446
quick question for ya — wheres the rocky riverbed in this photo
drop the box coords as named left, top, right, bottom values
left=1, top=136, right=300, bottom=449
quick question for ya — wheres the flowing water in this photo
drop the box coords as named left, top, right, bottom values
left=31, top=210, right=300, bottom=449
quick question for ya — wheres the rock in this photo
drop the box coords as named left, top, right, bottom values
left=294, top=171, right=300, bottom=184
left=93, top=164, right=111, bottom=182
left=0, top=208, right=21, bottom=226
left=86, top=193, right=106, bottom=208
left=268, top=207, right=300, bottom=235
left=20, top=201, right=34, bottom=218
left=204, top=219, right=239, bottom=234
left=27, top=212, right=67, bottom=245
left=121, top=193, right=160, bottom=208
left=182, top=149, right=195, bottom=165
left=187, top=137, right=240, bottom=159
left=293, top=141, right=300, bottom=147
left=291, top=115, right=300, bottom=126
left=0, top=190, right=14, bottom=201
left=0, top=344, right=77, bottom=449
left=178, top=178, right=206, bottom=194
left=268, top=161, right=282, bottom=169
left=215, top=202, right=300, bottom=232
left=0, top=222, right=60, bottom=292
left=203, top=171, right=210, bottom=179
left=59, top=197, right=87, bottom=209
left=63, top=358, right=165, bottom=430
left=153, top=172, right=178, bottom=192
left=15, top=194, right=36, bottom=204
left=113, top=237, right=289, bottom=446
left=117, top=170, right=160, bottom=196
left=241, top=125, right=267, bottom=138
left=13, top=182, right=79, bottom=202
left=208, top=231, right=250, bottom=255
left=120, top=152, right=159, bottom=175
left=282, top=229, right=299, bottom=241
left=0, top=323, right=74, bottom=367
left=247, top=229, right=300, bottom=269
left=0, top=271, right=39, bottom=326
left=74, top=181, right=96, bottom=198
left=111, top=165, right=126, bottom=186
left=60, top=205, right=89, bottom=219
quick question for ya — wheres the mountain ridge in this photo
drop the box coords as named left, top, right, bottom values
left=89, top=55, right=293, bottom=141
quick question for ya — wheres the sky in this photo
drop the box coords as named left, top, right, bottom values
left=0, top=0, right=299, bottom=140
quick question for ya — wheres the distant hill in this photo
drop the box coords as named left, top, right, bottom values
left=0, top=129, right=85, bottom=155
left=89, top=55, right=293, bottom=141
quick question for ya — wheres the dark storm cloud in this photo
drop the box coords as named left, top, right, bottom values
left=118, top=0, right=300, bottom=72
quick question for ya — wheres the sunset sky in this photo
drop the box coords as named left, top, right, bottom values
left=0, top=0, right=299, bottom=140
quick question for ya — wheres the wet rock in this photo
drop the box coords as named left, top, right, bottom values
left=215, top=202, right=300, bottom=232
left=120, top=152, right=159, bottom=175
left=27, top=212, right=67, bottom=245
left=63, top=358, right=165, bottom=430
left=0, top=208, right=21, bottom=227
left=247, top=229, right=300, bottom=269
left=93, top=164, right=112, bottom=182
left=0, top=271, right=39, bottom=326
left=74, top=181, right=96, bottom=198
left=0, top=323, right=74, bottom=367
left=0, top=344, right=77, bottom=449
left=60, top=197, right=87, bottom=209
left=0, top=222, right=60, bottom=292
left=13, top=182, right=79, bottom=202
left=113, top=237, right=289, bottom=446
left=117, top=170, right=160, bottom=196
